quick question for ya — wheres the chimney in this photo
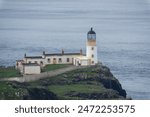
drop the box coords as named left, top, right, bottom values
left=43, top=51, right=45, bottom=55
left=80, top=49, right=83, bottom=55
left=24, top=53, right=26, bottom=58
left=62, top=49, right=64, bottom=55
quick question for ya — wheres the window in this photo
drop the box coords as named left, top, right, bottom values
left=91, top=47, right=94, bottom=50
left=92, top=54, right=94, bottom=58
left=29, top=61, right=31, bottom=63
left=34, top=61, right=37, bottom=63
left=47, top=58, right=50, bottom=63
left=92, top=61, right=94, bottom=64
left=58, top=58, right=62, bottom=63
left=67, top=58, right=70, bottom=62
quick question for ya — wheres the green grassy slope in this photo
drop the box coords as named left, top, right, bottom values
left=0, top=65, right=126, bottom=100
left=42, top=64, right=71, bottom=72
left=0, top=67, right=21, bottom=79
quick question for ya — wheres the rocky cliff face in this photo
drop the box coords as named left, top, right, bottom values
left=96, top=65, right=126, bottom=98
left=0, top=64, right=127, bottom=100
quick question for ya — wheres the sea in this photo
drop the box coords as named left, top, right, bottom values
left=0, top=0, right=150, bottom=99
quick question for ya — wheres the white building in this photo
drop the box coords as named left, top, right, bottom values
left=16, top=28, right=98, bottom=74
left=22, top=63, right=41, bottom=75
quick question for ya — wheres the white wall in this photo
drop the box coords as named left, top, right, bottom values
left=81, top=60, right=89, bottom=66
left=24, top=65, right=41, bottom=74
left=74, top=58, right=80, bottom=66
left=16, top=61, right=24, bottom=73
left=45, top=56, right=72, bottom=64
left=45, top=55, right=82, bottom=65
left=24, top=58, right=44, bottom=65
left=86, top=46, right=98, bottom=65
left=23, top=55, right=82, bottom=67
left=74, top=58, right=89, bottom=66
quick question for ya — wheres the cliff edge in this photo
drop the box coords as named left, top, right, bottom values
left=0, top=64, right=126, bottom=100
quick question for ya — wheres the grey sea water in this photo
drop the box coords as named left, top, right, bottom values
left=0, top=0, right=150, bottom=99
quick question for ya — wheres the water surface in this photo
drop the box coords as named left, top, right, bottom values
left=0, top=0, right=150, bottom=99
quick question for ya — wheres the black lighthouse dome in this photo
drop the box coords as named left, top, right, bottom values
left=88, top=28, right=96, bottom=34
left=87, top=27, right=96, bottom=40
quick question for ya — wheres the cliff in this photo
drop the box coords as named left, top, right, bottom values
left=0, top=64, right=126, bottom=100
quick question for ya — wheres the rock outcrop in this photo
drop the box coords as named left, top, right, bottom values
left=0, top=64, right=127, bottom=100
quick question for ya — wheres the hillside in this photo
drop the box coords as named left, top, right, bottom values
left=0, top=64, right=127, bottom=100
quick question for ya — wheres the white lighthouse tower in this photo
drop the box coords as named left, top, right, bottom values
left=86, top=28, right=98, bottom=65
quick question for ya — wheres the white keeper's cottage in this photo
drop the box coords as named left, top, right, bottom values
left=16, top=28, right=98, bottom=74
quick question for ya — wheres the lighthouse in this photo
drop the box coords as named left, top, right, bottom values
left=86, top=28, right=98, bottom=65
left=16, top=28, right=99, bottom=74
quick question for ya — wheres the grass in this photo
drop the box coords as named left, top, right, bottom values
left=30, top=66, right=99, bottom=86
left=29, top=66, right=107, bottom=99
left=0, top=64, right=122, bottom=100
left=47, top=83, right=106, bottom=99
left=29, top=65, right=120, bottom=100
left=48, top=84, right=105, bottom=94
left=42, top=64, right=71, bottom=72
left=0, top=82, right=26, bottom=100
left=0, top=67, right=21, bottom=78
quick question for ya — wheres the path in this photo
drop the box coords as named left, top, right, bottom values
left=1, top=65, right=85, bottom=83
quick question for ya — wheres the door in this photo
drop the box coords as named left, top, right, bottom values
left=53, top=58, right=57, bottom=64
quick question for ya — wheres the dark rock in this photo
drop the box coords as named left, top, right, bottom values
left=24, top=88, right=57, bottom=100
left=7, top=81, right=29, bottom=89
left=98, top=78, right=126, bottom=98
left=65, top=90, right=124, bottom=99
